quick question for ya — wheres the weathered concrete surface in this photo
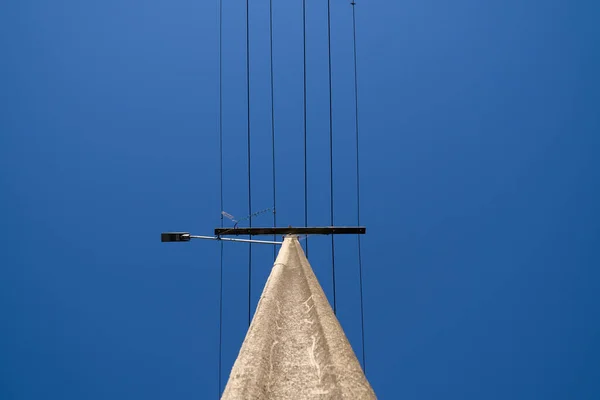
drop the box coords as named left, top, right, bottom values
left=221, top=236, right=376, bottom=400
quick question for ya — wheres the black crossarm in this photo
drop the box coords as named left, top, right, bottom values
left=214, top=226, right=366, bottom=236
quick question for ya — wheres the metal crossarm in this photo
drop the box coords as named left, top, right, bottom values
left=214, top=226, right=366, bottom=236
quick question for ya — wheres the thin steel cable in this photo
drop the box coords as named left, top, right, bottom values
left=246, top=0, right=252, bottom=327
left=303, top=0, right=308, bottom=256
left=218, top=0, right=224, bottom=394
left=351, top=0, right=366, bottom=374
left=327, top=0, right=336, bottom=314
left=218, top=240, right=224, bottom=396
left=270, top=0, right=277, bottom=261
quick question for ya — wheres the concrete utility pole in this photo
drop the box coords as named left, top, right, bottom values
left=221, top=236, right=376, bottom=399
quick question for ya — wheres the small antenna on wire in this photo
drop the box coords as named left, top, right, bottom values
left=222, top=208, right=274, bottom=229
left=221, top=211, right=237, bottom=224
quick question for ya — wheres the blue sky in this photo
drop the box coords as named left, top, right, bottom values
left=1, top=0, right=599, bottom=399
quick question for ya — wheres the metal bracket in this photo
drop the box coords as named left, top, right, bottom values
left=161, top=232, right=282, bottom=245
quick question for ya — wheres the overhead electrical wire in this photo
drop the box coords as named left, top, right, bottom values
left=270, top=0, right=277, bottom=262
left=246, top=0, right=252, bottom=328
left=351, top=0, right=366, bottom=374
left=218, top=0, right=224, bottom=394
left=303, top=0, right=308, bottom=256
left=327, top=0, right=337, bottom=314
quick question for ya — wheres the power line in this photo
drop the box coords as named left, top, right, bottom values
left=303, top=0, right=308, bottom=256
left=217, top=0, right=224, bottom=394
left=270, top=0, right=277, bottom=261
left=327, top=0, right=336, bottom=314
left=218, top=239, right=224, bottom=396
left=351, top=0, right=366, bottom=374
left=246, top=0, right=252, bottom=327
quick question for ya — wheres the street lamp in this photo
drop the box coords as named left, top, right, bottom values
left=161, top=232, right=282, bottom=245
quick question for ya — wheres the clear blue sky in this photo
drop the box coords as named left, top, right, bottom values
left=1, top=0, right=599, bottom=399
